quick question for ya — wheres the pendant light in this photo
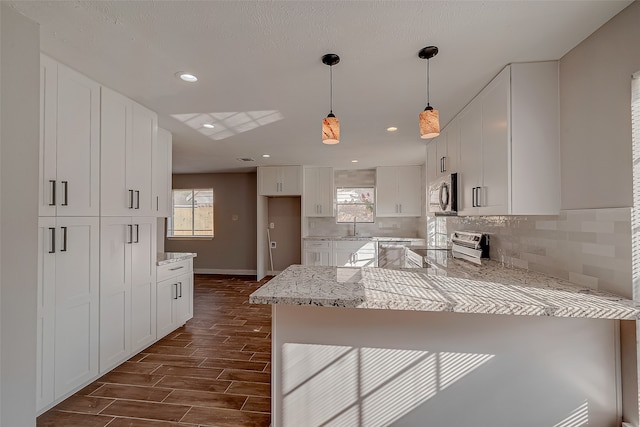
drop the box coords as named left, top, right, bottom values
left=418, top=46, right=440, bottom=139
left=322, top=53, right=340, bottom=145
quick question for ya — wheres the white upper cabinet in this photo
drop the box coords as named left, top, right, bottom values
left=458, top=62, right=560, bottom=216
left=376, top=166, right=422, bottom=217
left=101, top=86, right=158, bottom=216
left=426, top=117, right=460, bottom=186
left=153, top=128, right=173, bottom=218
left=39, top=55, right=100, bottom=217
left=258, top=166, right=302, bottom=196
left=304, top=167, right=334, bottom=217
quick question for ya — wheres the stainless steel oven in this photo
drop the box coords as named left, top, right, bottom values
left=428, top=173, right=457, bottom=215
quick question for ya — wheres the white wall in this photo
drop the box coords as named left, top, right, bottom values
left=0, top=5, right=40, bottom=426
left=560, top=1, right=640, bottom=210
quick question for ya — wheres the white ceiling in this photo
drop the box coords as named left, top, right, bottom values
left=8, top=0, right=633, bottom=174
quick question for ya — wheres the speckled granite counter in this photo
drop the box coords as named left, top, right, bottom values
left=157, top=252, right=197, bottom=266
left=250, top=262, right=640, bottom=320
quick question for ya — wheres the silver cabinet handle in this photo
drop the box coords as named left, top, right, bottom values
left=156, top=196, right=159, bottom=211
left=178, top=282, right=183, bottom=298
left=61, top=226, right=67, bottom=252
left=134, top=224, right=139, bottom=243
left=173, top=283, right=178, bottom=300
left=128, top=190, right=134, bottom=209
left=135, top=190, right=140, bottom=209
left=49, top=180, right=56, bottom=206
left=127, top=224, right=133, bottom=244
left=442, top=156, right=447, bottom=173
left=169, top=265, right=184, bottom=271
left=399, top=204, right=402, bottom=213
left=61, top=181, right=68, bottom=206
left=48, top=227, right=56, bottom=253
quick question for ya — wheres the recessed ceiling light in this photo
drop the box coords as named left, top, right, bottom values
left=262, top=154, right=271, bottom=158
left=203, top=123, right=215, bottom=129
left=176, top=72, right=198, bottom=82
left=387, top=126, right=398, bottom=132
left=351, top=160, right=359, bottom=163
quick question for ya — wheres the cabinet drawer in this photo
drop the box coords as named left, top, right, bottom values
left=157, top=259, right=192, bottom=282
left=304, top=240, right=331, bottom=249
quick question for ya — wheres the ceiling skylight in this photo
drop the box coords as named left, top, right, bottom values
left=172, top=110, right=284, bottom=141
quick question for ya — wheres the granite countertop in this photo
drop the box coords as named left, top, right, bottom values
left=249, top=261, right=640, bottom=320
left=157, top=252, right=197, bottom=266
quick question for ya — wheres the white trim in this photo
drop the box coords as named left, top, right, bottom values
left=194, top=268, right=256, bottom=276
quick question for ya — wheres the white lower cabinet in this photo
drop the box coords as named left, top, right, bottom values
left=157, top=259, right=194, bottom=339
left=302, top=240, right=332, bottom=266
left=99, top=216, right=157, bottom=374
left=333, top=241, right=377, bottom=267
left=37, top=217, right=99, bottom=412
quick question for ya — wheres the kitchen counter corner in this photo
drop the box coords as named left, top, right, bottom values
left=157, top=252, right=197, bottom=266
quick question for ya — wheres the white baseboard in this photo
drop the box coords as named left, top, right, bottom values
left=194, top=268, right=257, bottom=276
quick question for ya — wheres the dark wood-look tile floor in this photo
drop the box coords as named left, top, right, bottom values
left=38, top=275, right=272, bottom=427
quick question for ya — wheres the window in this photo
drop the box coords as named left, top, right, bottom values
left=167, top=189, right=214, bottom=238
left=336, top=187, right=375, bottom=223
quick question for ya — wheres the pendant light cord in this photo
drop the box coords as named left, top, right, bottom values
left=426, top=57, right=430, bottom=108
left=330, top=64, right=334, bottom=114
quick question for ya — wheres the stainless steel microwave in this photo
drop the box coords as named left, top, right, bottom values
left=428, top=173, right=457, bottom=215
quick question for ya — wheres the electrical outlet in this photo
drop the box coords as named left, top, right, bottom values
left=270, top=241, right=277, bottom=248
left=269, top=222, right=275, bottom=229
left=232, top=214, right=239, bottom=221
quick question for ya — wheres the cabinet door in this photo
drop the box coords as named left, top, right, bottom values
left=36, top=218, right=56, bottom=411
left=156, top=278, right=177, bottom=339
left=426, top=140, right=439, bottom=187
left=99, top=217, right=132, bottom=373
left=303, top=249, right=331, bottom=266
left=444, top=118, right=460, bottom=174
left=55, top=63, right=100, bottom=217
left=376, top=167, right=399, bottom=217
left=131, top=103, right=157, bottom=216
left=396, top=166, right=421, bottom=217
left=458, top=100, right=483, bottom=215
left=131, top=217, right=158, bottom=353
left=258, top=167, right=280, bottom=195
left=154, top=128, right=172, bottom=217
left=479, top=67, right=510, bottom=214
left=54, top=217, right=99, bottom=399
left=39, top=56, right=58, bottom=217
left=101, top=87, right=132, bottom=216
left=279, top=166, right=302, bottom=195
left=304, top=167, right=334, bottom=217
left=332, top=248, right=355, bottom=267
left=175, top=272, right=193, bottom=326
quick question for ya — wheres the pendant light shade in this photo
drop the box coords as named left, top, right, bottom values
left=322, top=53, right=340, bottom=145
left=322, top=113, right=340, bottom=145
left=418, top=46, right=440, bottom=139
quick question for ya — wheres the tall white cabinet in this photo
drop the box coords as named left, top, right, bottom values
left=39, top=55, right=100, bottom=217
left=101, top=87, right=157, bottom=217
left=37, top=56, right=176, bottom=414
left=99, top=217, right=157, bottom=373
left=37, top=217, right=99, bottom=410
left=304, top=167, right=334, bottom=217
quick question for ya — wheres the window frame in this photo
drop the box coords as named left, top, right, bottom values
left=167, top=188, right=214, bottom=239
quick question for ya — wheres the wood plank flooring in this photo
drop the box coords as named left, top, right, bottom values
left=37, top=275, right=272, bottom=427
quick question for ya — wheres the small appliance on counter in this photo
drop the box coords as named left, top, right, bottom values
left=450, top=231, right=489, bottom=265
left=428, top=173, right=457, bottom=215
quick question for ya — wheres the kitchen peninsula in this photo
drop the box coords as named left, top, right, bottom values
left=251, top=263, right=640, bottom=426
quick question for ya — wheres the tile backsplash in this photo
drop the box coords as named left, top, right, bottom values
left=429, top=208, right=632, bottom=298
left=308, top=217, right=423, bottom=238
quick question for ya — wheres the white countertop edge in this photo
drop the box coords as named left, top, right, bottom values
left=157, top=252, right=197, bottom=266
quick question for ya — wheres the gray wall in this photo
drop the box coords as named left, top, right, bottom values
left=1, top=5, right=39, bottom=425
left=165, top=173, right=257, bottom=274
left=560, top=1, right=640, bottom=209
